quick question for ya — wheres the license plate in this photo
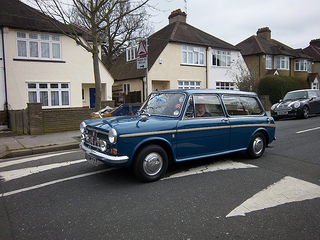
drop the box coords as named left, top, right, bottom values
left=85, top=153, right=100, bottom=166
left=277, top=111, right=288, bottom=115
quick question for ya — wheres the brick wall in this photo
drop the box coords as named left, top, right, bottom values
left=9, top=100, right=114, bottom=135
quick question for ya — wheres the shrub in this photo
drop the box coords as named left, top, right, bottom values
left=258, top=75, right=309, bottom=104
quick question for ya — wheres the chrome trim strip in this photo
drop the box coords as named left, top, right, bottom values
left=119, top=124, right=275, bottom=138
left=79, top=143, right=129, bottom=164
left=120, top=130, right=176, bottom=138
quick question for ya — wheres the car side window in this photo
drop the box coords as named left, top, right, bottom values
left=308, top=90, right=317, bottom=99
left=223, top=95, right=264, bottom=116
left=184, top=94, right=224, bottom=118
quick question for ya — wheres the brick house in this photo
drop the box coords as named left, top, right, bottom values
left=236, top=27, right=317, bottom=87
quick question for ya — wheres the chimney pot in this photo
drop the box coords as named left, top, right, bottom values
left=168, top=9, right=187, bottom=24
left=257, top=27, right=271, bottom=40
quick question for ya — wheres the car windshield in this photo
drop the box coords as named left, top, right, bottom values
left=139, top=92, right=186, bottom=117
left=283, top=91, right=308, bottom=101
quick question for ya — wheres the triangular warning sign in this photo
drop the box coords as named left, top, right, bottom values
left=136, top=41, right=148, bottom=57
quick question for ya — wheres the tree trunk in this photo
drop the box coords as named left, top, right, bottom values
left=93, top=50, right=102, bottom=111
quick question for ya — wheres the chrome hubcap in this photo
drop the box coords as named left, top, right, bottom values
left=143, top=152, right=163, bottom=176
left=253, top=137, right=264, bottom=155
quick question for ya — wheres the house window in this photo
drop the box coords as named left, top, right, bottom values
left=16, top=31, right=61, bottom=60
left=182, top=46, right=205, bottom=65
left=212, top=49, right=231, bottom=67
left=274, top=56, right=289, bottom=70
left=27, top=82, right=70, bottom=108
left=216, top=82, right=235, bottom=90
left=123, top=83, right=130, bottom=94
left=294, top=59, right=311, bottom=72
left=266, top=55, right=272, bottom=69
left=178, top=81, right=201, bottom=89
left=126, top=46, right=137, bottom=61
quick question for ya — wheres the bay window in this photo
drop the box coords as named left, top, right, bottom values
left=27, top=82, right=70, bottom=108
left=266, top=55, right=272, bottom=69
left=295, top=59, right=311, bottom=72
left=274, top=56, right=289, bottom=70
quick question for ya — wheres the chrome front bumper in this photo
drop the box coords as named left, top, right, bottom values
left=79, top=143, right=129, bottom=164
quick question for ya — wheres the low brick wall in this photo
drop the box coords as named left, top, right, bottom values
left=9, top=100, right=114, bottom=135
left=42, top=108, right=92, bottom=133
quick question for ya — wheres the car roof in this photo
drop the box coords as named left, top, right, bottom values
left=152, top=89, right=258, bottom=96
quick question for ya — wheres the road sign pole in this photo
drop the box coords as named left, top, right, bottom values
left=145, top=38, right=148, bottom=99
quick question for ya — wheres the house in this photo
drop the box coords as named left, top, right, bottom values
left=0, top=0, right=114, bottom=127
left=110, top=9, right=248, bottom=104
left=236, top=27, right=317, bottom=88
left=304, top=39, right=320, bottom=73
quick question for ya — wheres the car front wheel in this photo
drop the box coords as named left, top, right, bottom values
left=301, top=106, right=309, bottom=119
left=246, top=132, right=266, bottom=159
left=133, top=145, right=168, bottom=182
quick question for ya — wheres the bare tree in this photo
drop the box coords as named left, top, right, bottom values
left=32, top=0, right=149, bottom=110
left=227, top=58, right=259, bottom=92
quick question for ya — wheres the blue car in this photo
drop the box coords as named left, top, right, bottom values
left=80, top=89, right=276, bottom=182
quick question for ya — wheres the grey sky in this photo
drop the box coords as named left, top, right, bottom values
left=149, top=0, right=319, bottom=49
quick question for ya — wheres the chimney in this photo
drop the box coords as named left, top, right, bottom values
left=257, top=27, right=271, bottom=40
left=168, top=9, right=187, bottom=24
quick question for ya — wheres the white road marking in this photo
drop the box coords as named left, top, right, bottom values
left=226, top=176, right=320, bottom=217
left=0, top=159, right=87, bottom=182
left=162, top=160, right=258, bottom=180
left=296, top=126, right=320, bottom=134
left=0, top=150, right=77, bottom=169
left=1, top=168, right=115, bottom=197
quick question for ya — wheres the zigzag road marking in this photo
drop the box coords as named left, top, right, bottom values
left=226, top=176, right=320, bottom=217
left=162, top=160, right=258, bottom=180
left=0, top=150, right=77, bottom=169
left=1, top=168, right=115, bottom=197
left=0, top=159, right=87, bottom=182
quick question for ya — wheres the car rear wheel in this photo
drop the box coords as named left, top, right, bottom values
left=301, top=106, right=309, bottom=119
left=133, top=145, right=168, bottom=182
left=246, top=132, right=266, bottom=159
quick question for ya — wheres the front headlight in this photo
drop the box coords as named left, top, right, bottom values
left=293, top=102, right=300, bottom=108
left=108, top=128, right=117, bottom=144
left=80, top=121, right=87, bottom=133
left=271, top=104, right=277, bottom=111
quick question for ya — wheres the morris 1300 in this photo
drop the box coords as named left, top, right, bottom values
left=80, top=89, right=276, bottom=182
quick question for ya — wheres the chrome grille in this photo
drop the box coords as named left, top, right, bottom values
left=83, top=128, right=111, bottom=150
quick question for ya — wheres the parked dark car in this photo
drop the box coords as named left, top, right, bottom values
left=80, top=89, right=276, bottom=182
left=271, top=89, right=320, bottom=120
left=91, top=103, right=142, bottom=119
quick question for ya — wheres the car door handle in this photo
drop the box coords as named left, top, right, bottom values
left=221, top=118, right=229, bottom=123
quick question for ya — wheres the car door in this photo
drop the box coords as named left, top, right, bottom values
left=308, top=90, right=320, bottom=113
left=222, top=95, right=267, bottom=150
left=175, top=94, right=230, bottom=161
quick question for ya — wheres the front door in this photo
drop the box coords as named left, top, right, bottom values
left=89, top=88, right=96, bottom=109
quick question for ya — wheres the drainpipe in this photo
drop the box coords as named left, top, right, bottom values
left=206, top=47, right=210, bottom=88
left=1, top=28, right=9, bottom=128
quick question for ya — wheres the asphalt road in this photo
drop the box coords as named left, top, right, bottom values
left=0, top=116, right=320, bottom=240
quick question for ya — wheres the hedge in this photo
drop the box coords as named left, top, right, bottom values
left=258, top=75, right=309, bottom=104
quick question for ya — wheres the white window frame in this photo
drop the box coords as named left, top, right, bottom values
left=181, top=45, right=205, bottom=66
left=294, top=59, right=311, bottom=72
left=16, top=31, right=61, bottom=60
left=123, top=83, right=130, bottom=94
left=216, top=81, right=235, bottom=90
left=212, top=49, right=231, bottom=67
left=266, top=55, right=272, bottom=69
left=27, top=82, right=70, bottom=108
left=126, top=46, right=137, bottom=61
left=274, top=56, right=289, bottom=70
left=178, top=81, right=201, bottom=89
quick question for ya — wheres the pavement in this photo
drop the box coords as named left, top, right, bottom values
left=0, top=127, right=81, bottom=159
